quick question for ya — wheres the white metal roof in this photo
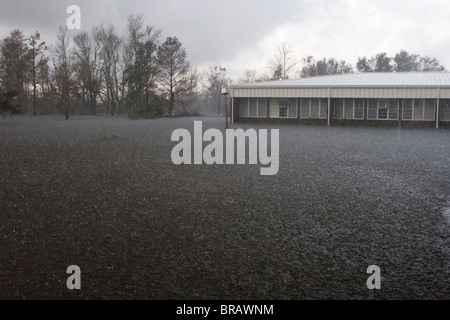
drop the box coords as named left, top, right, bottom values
left=233, top=72, right=450, bottom=88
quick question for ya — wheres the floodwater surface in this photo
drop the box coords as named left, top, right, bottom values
left=0, top=115, right=448, bottom=299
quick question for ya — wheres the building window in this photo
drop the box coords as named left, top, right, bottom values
left=332, top=98, right=364, bottom=120
left=413, top=99, right=425, bottom=120
left=320, top=98, right=328, bottom=119
left=403, top=99, right=435, bottom=121
left=268, top=98, right=296, bottom=118
left=287, top=99, right=297, bottom=118
left=240, top=98, right=267, bottom=118
left=258, top=99, right=267, bottom=117
left=388, top=100, right=399, bottom=120
left=378, top=107, right=388, bottom=119
left=424, top=100, right=435, bottom=120
left=311, top=98, right=320, bottom=118
left=403, top=100, right=413, bottom=120
left=354, top=99, right=364, bottom=119
left=333, top=99, right=344, bottom=119
left=240, top=99, right=249, bottom=117
left=440, top=100, right=450, bottom=121
left=377, top=100, right=388, bottom=119
left=367, top=99, right=398, bottom=120
left=249, top=98, right=258, bottom=117
left=300, top=98, right=310, bottom=118
left=279, top=100, right=288, bottom=118
left=367, top=99, right=378, bottom=119
left=300, top=98, right=327, bottom=119
left=343, top=99, right=354, bottom=119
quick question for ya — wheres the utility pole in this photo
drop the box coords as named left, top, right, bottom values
left=222, top=88, right=230, bottom=129
left=218, top=66, right=229, bottom=129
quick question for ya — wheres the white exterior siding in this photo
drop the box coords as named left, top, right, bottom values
left=231, top=73, right=450, bottom=126
left=439, top=88, right=450, bottom=99
left=233, top=87, right=443, bottom=99
left=233, top=87, right=330, bottom=98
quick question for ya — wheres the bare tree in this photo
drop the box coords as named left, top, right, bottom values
left=27, top=31, right=48, bottom=116
left=96, top=24, right=122, bottom=115
left=51, top=26, right=75, bottom=120
left=268, top=42, right=298, bottom=80
left=73, top=29, right=103, bottom=115
left=157, top=36, right=190, bottom=116
left=241, top=69, right=258, bottom=83
left=37, top=57, right=51, bottom=113
left=123, top=14, right=161, bottom=118
left=239, top=69, right=269, bottom=83
left=203, top=66, right=229, bottom=116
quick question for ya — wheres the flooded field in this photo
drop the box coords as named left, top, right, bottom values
left=0, top=115, right=448, bottom=299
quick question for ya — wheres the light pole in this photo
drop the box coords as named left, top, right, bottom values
left=217, top=66, right=229, bottom=129
left=222, top=87, right=230, bottom=129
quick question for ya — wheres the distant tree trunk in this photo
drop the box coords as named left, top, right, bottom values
left=157, top=36, right=190, bottom=117
left=52, top=26, right=74, bottom=120
left=28, top=32, right=48, bottom=116
left=268, top=42, right=297, bottom=80
left=73, top=29, right=102, bottom=116
left=204, top=66, right=228, bottom=117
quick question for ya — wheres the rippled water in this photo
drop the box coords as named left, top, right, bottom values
left=443, top=207, right=450, bottom=223
left=0, top=115, right=449, bottom=299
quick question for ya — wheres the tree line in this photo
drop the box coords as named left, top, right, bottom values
left=0, top=14, right=232, bottom=119
left=240, top=42, right=446, bottom=83
left=1, top=23, right=446, bottom=118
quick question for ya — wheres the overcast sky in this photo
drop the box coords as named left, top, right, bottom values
left=1, top=0, right=450, bottom=81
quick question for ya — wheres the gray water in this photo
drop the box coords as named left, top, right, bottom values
left=0, top=115, right=448, bottom=299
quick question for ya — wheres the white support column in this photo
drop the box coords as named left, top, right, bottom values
left=327, top=87, right=331, bottom=126
left=436, top=87, right=440, bottom=129
left=309, top=98, right=312, bottom=118
left=231, top=97, right=234, bottom=124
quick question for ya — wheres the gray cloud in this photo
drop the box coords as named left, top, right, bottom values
left=0, top=0, right=307, bottom=65
left=117, top=0, right=308, bottom=65
left=1, top=0, right=450, bottom=81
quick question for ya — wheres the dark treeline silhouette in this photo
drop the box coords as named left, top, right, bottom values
left=356, top=50, right=445, bottom=73
left=0, top=14, right=200, bottom=119
left=240, top=42, right=446, bottom=83
left=1, top=24, right=447, bottom=117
